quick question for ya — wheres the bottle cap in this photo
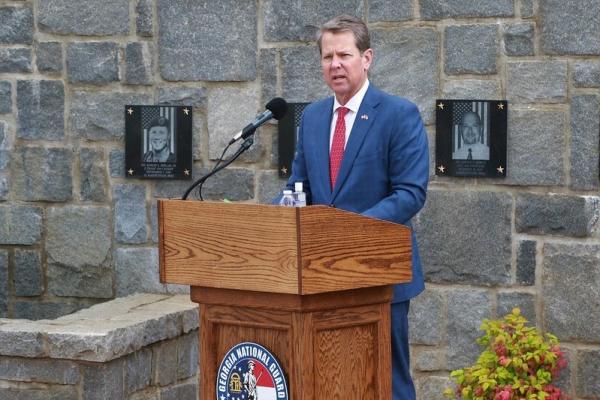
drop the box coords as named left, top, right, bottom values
left=294, top=182, right=303, bottom=192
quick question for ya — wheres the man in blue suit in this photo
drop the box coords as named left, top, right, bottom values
left=280, top=15, right=429, bottom=400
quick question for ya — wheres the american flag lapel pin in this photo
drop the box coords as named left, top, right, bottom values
left=361, top=114, right=368, bottom=120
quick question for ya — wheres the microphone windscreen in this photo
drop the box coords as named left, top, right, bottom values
left=265, top=97, right=288, bottom=120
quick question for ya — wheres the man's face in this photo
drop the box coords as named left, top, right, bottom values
left=149, top=126, right=169, bottom=151
left=460, top=113, right=482, bottom=145
left=320, top=31, right=372, bottom=105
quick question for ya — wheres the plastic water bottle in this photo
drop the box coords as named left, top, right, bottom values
left=293, top=182, right=306, bottom=207
left=279, top=190, right=295, bottom=207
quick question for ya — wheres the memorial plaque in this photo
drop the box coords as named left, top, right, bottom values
left=435, top=99, right=507, bottom=178
left=125, top=105, right=192, bottom=179
left=278, top=102, right=309, bottom=178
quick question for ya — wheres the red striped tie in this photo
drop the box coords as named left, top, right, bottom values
left=330, top=107, right=349, bottom=189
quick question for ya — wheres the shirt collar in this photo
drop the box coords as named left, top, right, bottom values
left=333, top=79, right=370, bottom=114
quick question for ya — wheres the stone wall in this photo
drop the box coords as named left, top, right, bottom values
left=0, top=0, right=599, bottom=399
left=0, top=294, right=199, bottom=399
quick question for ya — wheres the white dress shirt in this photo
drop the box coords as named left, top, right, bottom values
left=329, top=79, right=370, bottom=150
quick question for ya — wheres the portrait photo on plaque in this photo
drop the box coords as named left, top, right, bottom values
left=125, top=105, right=192, bottom=179
left=435, top=99, right=507, bottom=178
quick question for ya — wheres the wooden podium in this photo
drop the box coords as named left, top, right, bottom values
left=158, top=200, right=413, bottom=399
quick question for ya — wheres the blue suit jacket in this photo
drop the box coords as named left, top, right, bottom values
left=283, top=85, right=429, bottom=303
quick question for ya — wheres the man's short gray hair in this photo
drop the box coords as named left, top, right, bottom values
left=317, top=15, right=371, bottom=54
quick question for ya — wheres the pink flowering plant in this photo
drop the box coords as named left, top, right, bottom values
left=444, top=308, right=569, bottom=400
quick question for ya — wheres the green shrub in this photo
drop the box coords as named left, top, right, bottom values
left=444, top=308, right=568, bottom=400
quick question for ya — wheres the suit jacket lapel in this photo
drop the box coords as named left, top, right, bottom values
left=313, top=97, right=334, bottom=198
left=331, top=86, right=381, bottom=201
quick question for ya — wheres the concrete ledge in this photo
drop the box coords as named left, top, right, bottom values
left=0, top=294, right=198, bottom=362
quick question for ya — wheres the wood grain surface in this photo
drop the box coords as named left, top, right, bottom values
left=159, top=200, right=300, bottom=293
left=298, top=206, right=412, bottom=294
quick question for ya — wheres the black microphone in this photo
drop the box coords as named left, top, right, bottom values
left=229, top=97, right=287, bottom=144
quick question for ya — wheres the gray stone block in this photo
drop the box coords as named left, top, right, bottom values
left=516, top=240, right=536, bottom=286
left=109, top=149, right=125, bottom=178
left=158, top=0, right=257, bottom=81
left=157, top=86, right=207, bottom=109
left=444, top=25, right=498, bottom=75
left=369, top=0, right=413, bottom=22
left=573, top=61, right=600, bottom=87
left=36, top=42, right=62, bottom=73
left=263, top=0, right=362, bottom=41
left=17, top=80, right=64, bottom=140
left=555, top=346, right=573, bottom=393
left=257, top=170, right=287, bottom=204
left=497, top=291, right=536, bottom=324
left=0, top=6, right=33, bottom=44
left=543, top=243, right=600, bottom=342
left=71, top=91, right=152, bottom=140
left=136, top=0, right=153, bottom=37
left=0, top=250, right=6, bottom=316
left=414, top=348, right=446, bottom=371
left=442, top=79, right=501, bottom=99
left=177, top=331, right=198, bottom=379
left=0, top=81, right=11, bottom=114
left=0, top=357, right=79, bottom=384
left=507, top=61, right=567, bottom=103
left=114, top=184, right=147, bottom=244
left=446, top=290, right=492, bottom=370
left=46, top=206, right=111, bottom=267
left=503, top=23, right=534, bottom=56
left=416, top=376, right=452, bottom=400
left=151, top=202, right=158, bottom=243
left=521, top=0, right=534, bottom=18
left=38, top=0, right=129, bottom=36
left=154, top=339, right=178, bottom=386
left=420, top=0, right=514, bottom=19
left=259, top=48, right=278, bottom=106
left=115, top=248, right=165, bottom=296
left=82, top=359, right=125, bottom=400
left=80, top=148, right=107, bottom=202
left=577, top=349, right=600, bottom=397
left=129, top=391, right=160, bottom=400
left=126, top=348, right=152, bottom=393
left=154, top=166, right=255, bottom=201
left=161, top=383, right=198, bottom=400
left=0, top=173, right=7, bottom=201
left=570, top=95, right=599, bottom=190
left=48, top=263, right=113, bottom=298
left=0, top=48, right=31, bottom=73
left=409, top=289, right=444, bottom=345
left=371, top=27, right=438, bottom=124
left=516, top=193, right=595, bottom=237
left=414, top=190, right=512, bottom=286
left=12, top=301, right=85, bottom=320
left=0, top=386, right=79, bottom=400
left=281, top=46, right=330, bottom=103
left=12, top=147, right=72, bottom=201
left=207, top=86, right=262, bottom=161
left=0, top=121, right=10, bottom=149
left=125, top=42, right=153, bottom=85
left=67, top=42, right=119, bottom=85
left=0, top=205, right=42, bottom=245
left=14, top=249, right=42, bottom=297
left=504, top=109, right=565, bottom=185
left=540, top=0, right=600, bottom=55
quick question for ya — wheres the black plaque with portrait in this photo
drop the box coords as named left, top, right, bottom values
left=125, top=105, right=192, bottom=179
left=435, top=99, right=507, bottom=178
left=278, top=102, right=309, bottom=178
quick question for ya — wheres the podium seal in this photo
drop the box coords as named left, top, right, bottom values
left=216, top=342, right=289, bottom=400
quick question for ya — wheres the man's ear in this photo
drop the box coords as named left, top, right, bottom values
left=362, top=48, right=373, bottom=71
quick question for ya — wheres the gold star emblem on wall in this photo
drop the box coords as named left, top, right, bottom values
left=437, top=102, right=444, bottom=110
left=437, top=165, right=446, bottom=173
left=127, top=168, right=134, bottom=175
left=127, top=108, right=134, bottom=115
left=184, top=169, right=190, bottom=176
left=280, top=166, right=288, bottom=175
left=183, top=108, right=189, bottom=115
left=498, top=103, right=504, bottom=110
left=497, top=165, right=505, bottom=174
